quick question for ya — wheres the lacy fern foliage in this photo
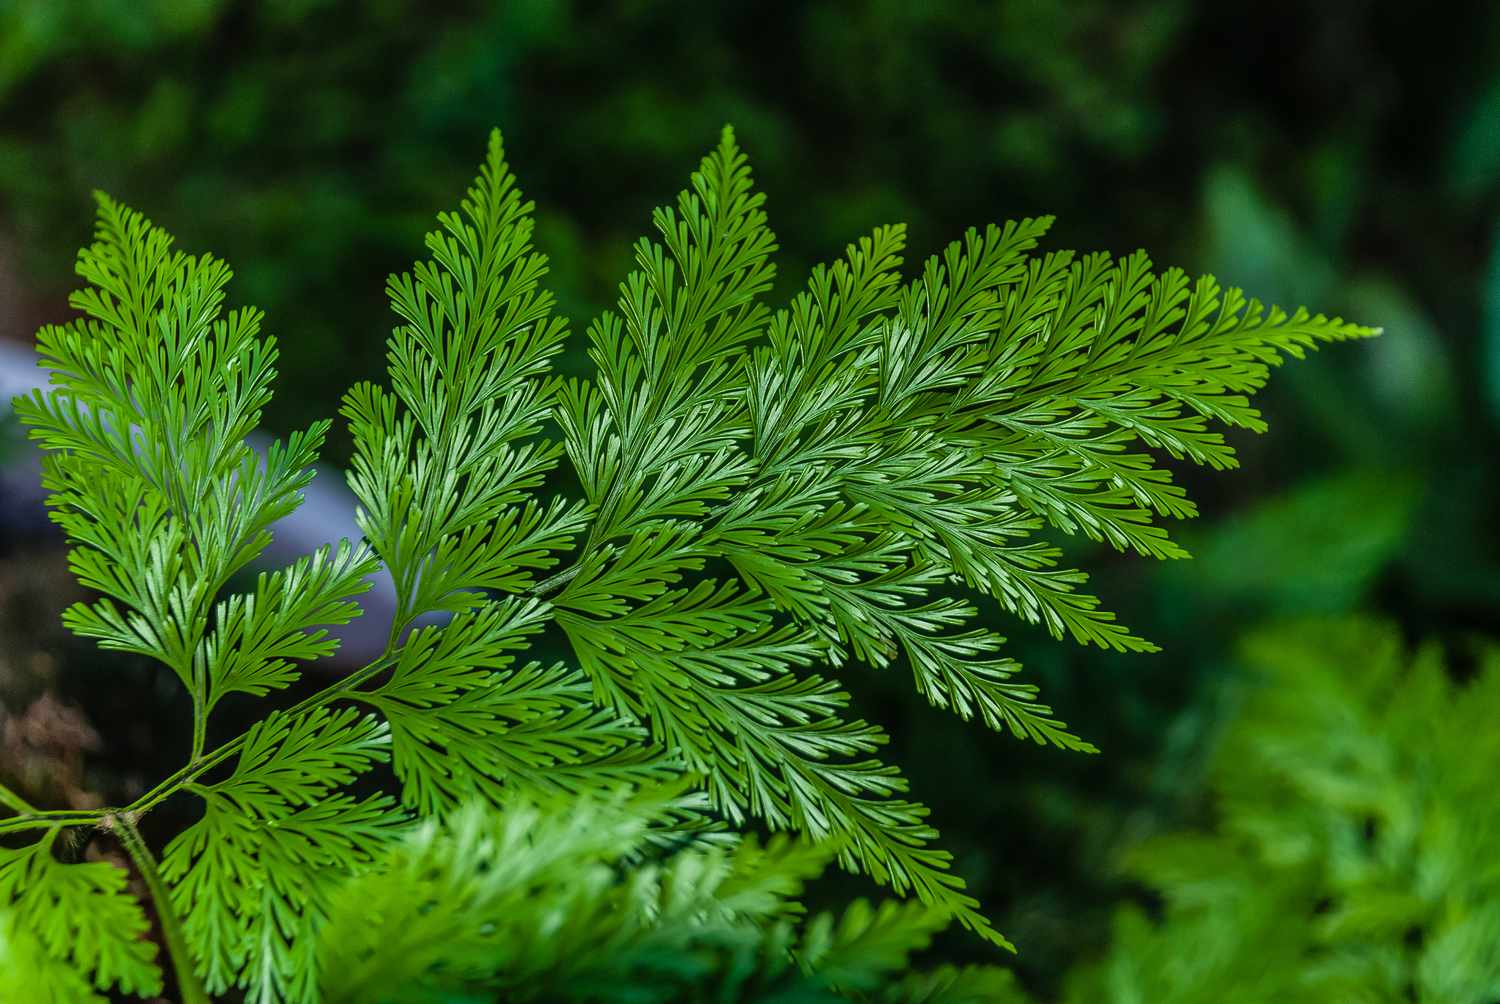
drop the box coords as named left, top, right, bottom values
left=316, top=787, right=1030, bottom=1004
left=0, top=128, right=1374, bottom=1001
left=1066, top=620, right=1500, bottom=1003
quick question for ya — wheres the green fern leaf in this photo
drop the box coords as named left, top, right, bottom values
left=0, top=835, right=162, bottom=998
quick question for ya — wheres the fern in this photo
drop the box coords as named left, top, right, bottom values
left=315, top=785, right=1029, bottom=1003
left=0, top=127, right=1373, bottom=1000
left=1065, top=619, right=1500, bottom=1003
left=0, top=833, right=161, bottom=1001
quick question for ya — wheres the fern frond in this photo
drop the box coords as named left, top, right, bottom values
left=343, top=128, right=581, bottom=627
left=0, top=833, right=162, bottom=998
left=542, top=126, right=1373, bottom=946
left=797, top=898, right=949, bottom=993
left=13, top=194, right=372, bottom=760
left=163, top=791, right=402, bottom=1003
left=12, top=124, right=1375, bottom=1000
left=0, top=907, right=128, bottom=1004
left=162, top=702, right=401, bottom=1000
left=359, top=599, right=662, bottom=811
left=317, top=791, right=1014, bottom=1004
left=1067, top=620, right=1500, bottom=1004
left=201, top=539, right=378, bottom=706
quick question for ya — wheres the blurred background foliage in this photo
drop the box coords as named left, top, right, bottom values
left=1, top=0, right=1497, bottom=997
left=1060, top=618, right=1500, bottom=1002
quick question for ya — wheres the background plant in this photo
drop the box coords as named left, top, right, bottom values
left=313, top=788, right=1034, bottom=1004
left=1063, top=618, right=1500, bottom=1003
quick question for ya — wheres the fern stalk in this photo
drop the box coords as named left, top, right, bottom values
left=0, top=807, right=104, bottom=836
left=190, top=689, right=208, bottom=763
left=127, top=647, right=404, bottom=818
left=528, top=562, right=582, bottom=597
left=0, top=782, right=37, bottom=815
left=111, top=812, right=209, bottom=1004
left=0, top=650, right=404, bottom=841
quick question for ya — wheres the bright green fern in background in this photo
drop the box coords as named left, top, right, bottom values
left=0, top=129, right=1372, bottom=1001
left=314, top=786, right=1031, bottom=1004
left=1064, top=619, right=1500, bottom=1003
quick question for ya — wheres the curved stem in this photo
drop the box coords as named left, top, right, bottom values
left=1, top=648, right=396, bottom=831
left=111, top=812, right=210, bottom=1004
left=0, top=781, right=37, bottom=815
left=126, top=650, right=399, bottom=817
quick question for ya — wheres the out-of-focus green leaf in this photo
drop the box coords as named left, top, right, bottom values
left=1200, top=166, right=1332, bottom=309
left=1343, top=277, right=1460, bottom=440
left=1166, top=468, right=1417, bottom=614
left=1485, top=220, right=1500, bottom=422
left=1067, top=619, right=1500, bottom=1003
left=1447, top=74, right=1500, bottom=200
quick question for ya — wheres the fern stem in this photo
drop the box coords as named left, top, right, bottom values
left=112, top=812, right=211, bottom=1004
left=125, top=650, right=400, bottom=818
left=0, top=808, right=106, bottom=836
left=0, top=781, right=37, bottom=815
left=529, top=562, right=581, bottom=598
left=190, top=689, right=207, bottom=763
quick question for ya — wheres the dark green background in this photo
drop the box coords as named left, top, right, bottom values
left=2, top=1, right=1497, bottom=993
